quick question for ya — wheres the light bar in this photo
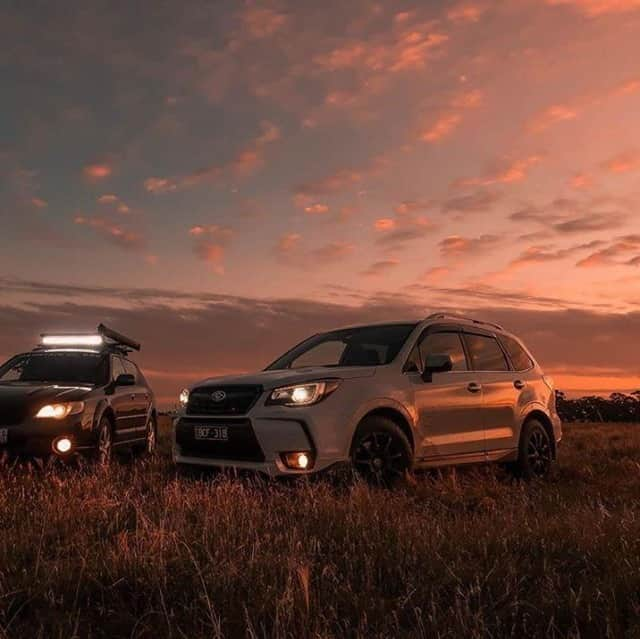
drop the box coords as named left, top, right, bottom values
left=41, top=334, right=104, bottom=347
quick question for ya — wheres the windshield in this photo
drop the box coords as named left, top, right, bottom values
left=267, top=323, right=418, bottom=370
left=0, top=351, right=108, bottom=386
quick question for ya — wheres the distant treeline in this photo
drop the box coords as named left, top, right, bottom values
left=556, top=391, right=640, bottom=423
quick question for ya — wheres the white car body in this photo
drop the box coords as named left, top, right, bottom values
left=173, top=314, right=562, bottom=478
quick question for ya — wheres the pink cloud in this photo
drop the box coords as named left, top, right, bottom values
left=361, top=259, right=399, bottom=277
left=439, top=234, right=501, bottom=258
left=145, top=121, right=280, bottom=193
left=31, top=197, right=47, bottom=209
left=74, top=215, right=143, bottom=249
left=189, top=225, right=233, bottom=273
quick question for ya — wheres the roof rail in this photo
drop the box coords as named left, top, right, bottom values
left=424, top=313, right=504, bottom=331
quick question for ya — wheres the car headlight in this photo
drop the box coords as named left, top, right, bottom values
left=266, top=380, right=340, bottom=407
left=35, top=402, right=85, bottom=419
left=179, top=388, right=190, bottom=407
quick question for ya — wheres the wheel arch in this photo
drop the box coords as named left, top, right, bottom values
left=354, top=406, right=415, bottom=453
left=96, top=404, right=116, bottom=432
left=522, top=409, right=556, bottom=459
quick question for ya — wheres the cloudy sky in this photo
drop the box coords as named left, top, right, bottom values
left=2, top=0, right=640, bottom=405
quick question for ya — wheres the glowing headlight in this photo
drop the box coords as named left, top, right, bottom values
left=267, top=380, right=340, bottom=407
left=179, top=388, right=190, bottom=406
left=35, top=402, right=85, bottom=419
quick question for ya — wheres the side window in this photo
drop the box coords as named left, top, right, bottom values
left=122, top=359, right=139, bottom=382
left=111, top=356, right=126, bottom=381
left=419, top=332, right=468, bottom=371
left=464, top=334, right=509, bottom=372
left=501, top=335, right=534, bottom=372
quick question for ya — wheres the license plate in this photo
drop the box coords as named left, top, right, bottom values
left=0, top=429, right=7, bottom=445
left=194, top=426, right=229, bottom=441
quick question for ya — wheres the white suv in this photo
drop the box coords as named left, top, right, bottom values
left=174, top=314, right=561, bottom=483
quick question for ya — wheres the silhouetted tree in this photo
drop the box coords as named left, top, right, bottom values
left=556, top=390, right=640, bottom=423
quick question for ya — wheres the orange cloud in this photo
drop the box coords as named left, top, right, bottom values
left=459, top=156, right=541, bottom=187
left=294, top=155, right=387, bottom=197
left=421, top=266, right=450, bottom=282
left=447, top=2, right=487, bottom=21
left=83, top=163, right=112, bottom=180
left=421, top=113, right=462, bottom=142
left=31, top=197, right=47, bottom=209
left=374, top=218, right=396, bottom=231
left=577, top=235, right=640, bottom=267
left=313, top=25, right=448, bottom=75
left=602, top=150, right=640, bottom=174
left=304, top=203, right=330, bottom=214
left=313, top=241, right=355, bottom=262
left=528, top=105, right=578, bottom=133
left=570, top=173, right=593, bottom=189
left=393, top=200, right=433, bottom=215
left=241, top=6, right=287, bottom=38
left=421, top=89, right=483, bottom=143
left=546, top=0, right=640, bottom=16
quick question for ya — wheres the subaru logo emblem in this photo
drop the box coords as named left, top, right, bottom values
left=211, top=390, right=226, bottom=402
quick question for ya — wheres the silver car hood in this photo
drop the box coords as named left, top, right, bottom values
left=193, top=366, right=376, bottom=391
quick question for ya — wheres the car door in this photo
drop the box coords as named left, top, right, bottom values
left=409, top=329, right=486, bottom=461
left=109, top=355, right=136, bottom=442
left=461, top=331, right=519, bottom=456
left=121, top=358, right=150, bottom=434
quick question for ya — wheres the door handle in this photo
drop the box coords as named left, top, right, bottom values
left=514, top=380, right=526, bottom=390
left=467, top=382, right=482, bottom=393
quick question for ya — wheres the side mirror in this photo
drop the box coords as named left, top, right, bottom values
left=115, top=373, right=136, bottom=386
left=421, top=354, right=453, bottom=382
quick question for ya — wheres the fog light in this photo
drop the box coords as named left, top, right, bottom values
left=282, top=451, right=313, bottom=470
left=54, top=437, right=73, bottom=455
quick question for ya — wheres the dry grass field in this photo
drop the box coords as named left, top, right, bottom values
left=2, top=420, right=640, bottom=638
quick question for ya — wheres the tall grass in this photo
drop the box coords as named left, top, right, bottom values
left=2, top=422, right=640, bottom=638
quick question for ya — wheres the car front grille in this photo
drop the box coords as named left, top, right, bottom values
left=186, top=385, right=263, bottom=416
left=175, top=418, right=265, bottom=462
left=0, top=404, right=29, bottom=426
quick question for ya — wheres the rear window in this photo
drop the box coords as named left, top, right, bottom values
left=501, top=335, right=534, bottom=371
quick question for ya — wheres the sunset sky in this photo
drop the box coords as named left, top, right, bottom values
left=2, top=0, right=640, bottom=405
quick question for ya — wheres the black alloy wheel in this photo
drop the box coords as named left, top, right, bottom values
left=351, top=416, right=412, bottom=486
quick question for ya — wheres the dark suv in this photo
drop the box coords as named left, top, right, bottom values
left=0, top=325, right=156, bottom=464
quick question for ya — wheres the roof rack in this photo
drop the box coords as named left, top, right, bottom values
left=38, top=324, right=141, bottom=354
left=425, top=313, right=504, bottom=331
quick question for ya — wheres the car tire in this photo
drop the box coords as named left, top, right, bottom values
left=514, top=418, right=554, bottom=480
left=144, top=414, right=157, bottom=456
left=134, top=414, right=157, bottom=457
left=350, top=416, right=413, bottom=486
left=95, top=416, right=113, bottom=466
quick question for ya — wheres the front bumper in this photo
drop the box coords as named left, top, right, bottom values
left=173, top=408, right=351, bottom=477
left=0, top=417, right=95, bottom=459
